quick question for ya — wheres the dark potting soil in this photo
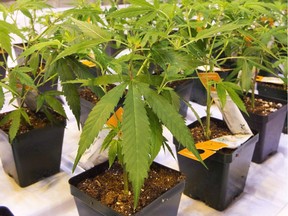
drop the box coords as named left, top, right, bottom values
left=189, top=118, right=240, bottom=154
left=79, top=85, right=117, bottom=104
left=76, top=161, right=185, bottom=216
left=0, top=109, right=65, bottom=135
left=167, top=79, right=191, bottom=89
left=190, top=119, right=232, bottom=144
left=243, top=96, right=284, bottom=116
left=79, top=87, right=100, bottom=104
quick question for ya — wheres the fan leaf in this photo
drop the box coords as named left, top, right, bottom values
left=121, top=81, right=151, bottom=209
left=139, top=82, right=203, bottom=163
left=53, top=59, right=81, bottom=126
left=146, top=107, right=164, bottom=164
left=73, top=83, right=127, bottom=171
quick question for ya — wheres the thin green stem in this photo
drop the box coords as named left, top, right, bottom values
left=123, top=167, right=129, bottom=195
left=136, top=53, right=151, bottom=76
left=205, top=84, right=212, bottom=140
left=184, top=7, right=193, bottom=38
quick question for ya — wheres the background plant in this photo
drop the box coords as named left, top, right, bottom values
left=175, top=0, right=253, bottom=139
left=224, top=0, right=287, bottom=108
left=0, top=0, right=67, bottom=142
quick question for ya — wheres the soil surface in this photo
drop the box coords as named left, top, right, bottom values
left=189, top=118, right=232, bottom=144
left=79, top=85, right=117, bottom=104
left=243, top=95, right=283, bottom=116
left=79, top=87, right=100, bottom=104
left=76, top=161, right=185, bottom=216
left=0, top=109, right=65, bottom=135
left=189, top=118, right=239, bottom=154
left=167, top=79, right=191, bottom=89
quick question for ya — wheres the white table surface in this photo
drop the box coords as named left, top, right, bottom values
left=0, top=98, right=287, bottom=216
left=1, top=5, right=288, bottom=215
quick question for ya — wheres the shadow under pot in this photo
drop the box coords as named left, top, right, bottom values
left=173, top=117, right=259, bottom=211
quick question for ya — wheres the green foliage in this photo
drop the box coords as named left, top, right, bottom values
left=0, top=108, right=31, bottom=142
left=0, top=20, right=24, bottom=57
left=63, top=0, right=205, bottom=208
left=0, top=0, right=68, bottom=141
left=53, top=58, right=81, bottom=126
left=1, top=0, right=283, bottom=210
left=121, top=81, right=151, bottom=208
left=37, top=91, right=66, bottom=117
left=73, top=83, right=128, bottom=170
left=217, top=81, right=247, bottom=115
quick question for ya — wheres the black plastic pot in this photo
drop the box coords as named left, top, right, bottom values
left=69, top=161, right=185, bottom=216
left=105, top=41, right=125, bottom=57
left=173, top=117, right=258, bottom=211
left=79, top=89, right=124, bottom=127
left=80, top=97, right=95, bottom=127
left=0, top=117, right=66, bottom=187
left=0, top=206, right=14, bottom=216
left=189, top=78, right=207, bottom=106
left=190, top=71, right=233, bottom=106
left=174, top=80, right=193, bottom=117
left=35, top=76, right=58, bottom=93
left=242, top=93, right=287, bottom=163
left=0, top=51, right=8, bottom=79
left=257, top=82, right=287, bottom=100
left=12, top=43, right=57, bottom=92
left=13, top=43, right=26, bottom=66
left=257, top=82, right=287, bottom=134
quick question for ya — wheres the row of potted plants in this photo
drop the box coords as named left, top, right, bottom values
left=0, top=0, right=286, bottom=215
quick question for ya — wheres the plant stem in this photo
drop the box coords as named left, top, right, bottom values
left=123, top=166, right=129, bottom=195
left=251, top=67, right=258, bottom=110
left=205, top=82, right=212, bottom=140
left=136, top=53, right=151, bottom=76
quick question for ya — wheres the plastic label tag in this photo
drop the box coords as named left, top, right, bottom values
left=256, top=75, right=284, bottom=85
left=178, top=140, right=228, bottom=161
left=69, top=107, right=124, bottom=170
left=80, top=59, right=96, bottom=68
left=198, top=72, right=221, bottom=91
left=106, top=107, right=124, bottom=128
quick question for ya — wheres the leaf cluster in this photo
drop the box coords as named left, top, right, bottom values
left=0, top=0, right=68, bottom=141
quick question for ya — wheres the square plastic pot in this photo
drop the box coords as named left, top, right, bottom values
left=0, top=206, right=14, bottom=216
left=69, top=161, right=185, bottom=216
left=257, top=82, right=287, bottom=134
left=0, top=51, right=8, bottom=79
left=173, top=117, right=258, bottom=211
left=174, top=80, right=193, bottom=118
left=0, top=118, right=66, bottom=187
left=242, top=93, right=287, bottom=163
left=190, top=71, right=233, bottom=106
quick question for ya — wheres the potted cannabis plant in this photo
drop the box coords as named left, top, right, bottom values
left=186, top=0, right=240, bottom=106
left=172, top=0, right=260, bottom=210
left=50, top=1, right=204, bottom=215
left=233, top=0, right=287, bottom=163
left=0, top=0, right=67, bottom=187
left=254, top=3, right=288, bottom=134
